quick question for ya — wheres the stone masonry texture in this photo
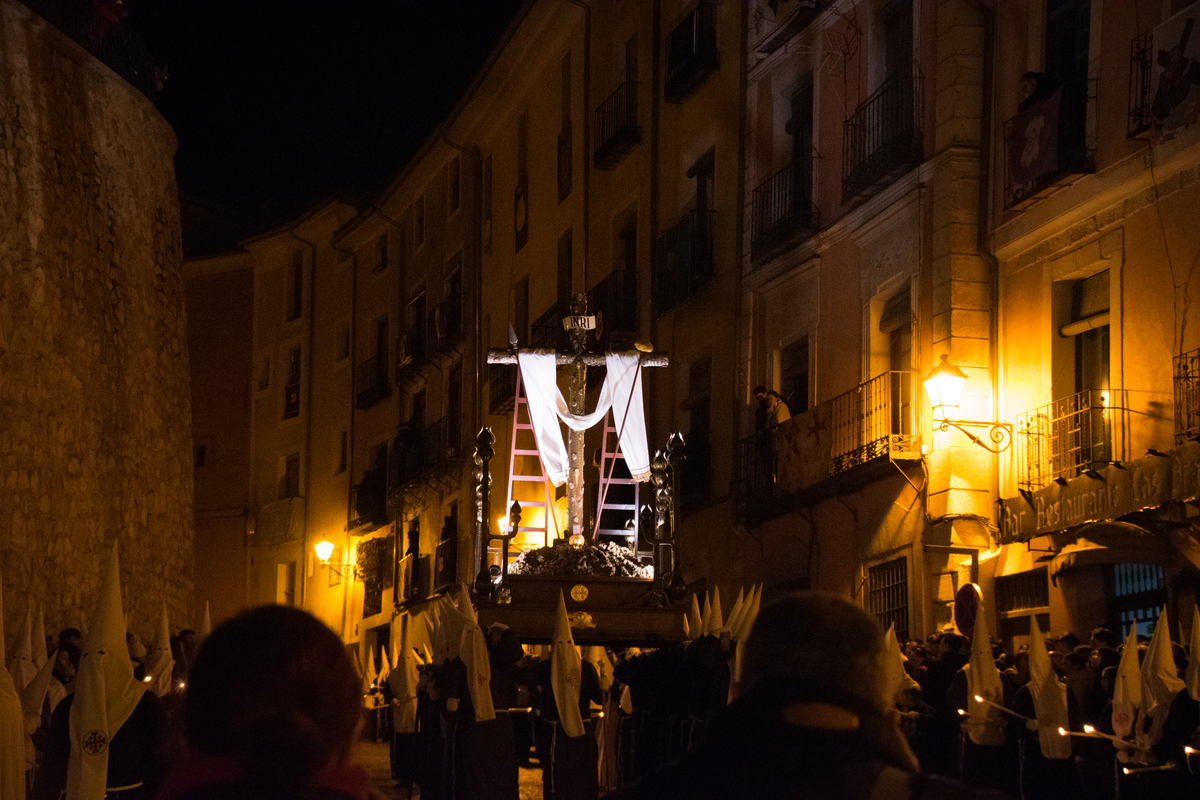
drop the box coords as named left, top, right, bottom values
left=0, top=0, right=194, bottom=645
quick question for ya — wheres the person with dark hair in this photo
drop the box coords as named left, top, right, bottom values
left=156, top=605, right=366, bottom=800
left=1090, top=627, right=1117, bottom=650
left=607, top=593, right=1004, bottom=800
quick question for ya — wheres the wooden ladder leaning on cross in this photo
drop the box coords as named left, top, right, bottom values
left=472, top=292, right=685, bottom=604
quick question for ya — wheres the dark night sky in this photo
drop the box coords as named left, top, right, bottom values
left=128, top=0, right=525, bottom=233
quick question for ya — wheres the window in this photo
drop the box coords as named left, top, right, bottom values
left=288, top=251, right=303, bottom=321
left=373, top=233, right=388, bottom=272
left=995, top=568, right=1050, bottom=612
left=415, top=195, right=426, bottom=248
left=779, top=337, right=810, bottom=414
left=788, top=76, right=814, bottom=210
left=1108, top=564, right=1166, bottom=637
left=280, top=451, right=300, bottom=499
left=448, top=157, right=461, bottom=213
left=867, top=556, right=909, bottom=642
left=557, top=229, right=573, bottom=306
left=276, top=562, right=296, bottom=606
left=257, top=354, right=271, bottom=391
left=337, top=322, right=350, bottom=362
left=880, top=0, right=913, bottom=84
left=337, top=431, right=347, bottom=475
left=284, top=348, right=301, bottom=419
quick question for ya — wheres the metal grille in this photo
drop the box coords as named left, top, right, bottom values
left=995, top=568, right=1049, bottom=612
left=829, top=371, right=918, bottom=474
left=1128, top=30, right=1154, bottom=137
left=355, top=353, right=391, bottom=409
left=1174, top=347, right=1200, bottom=443
left=594, top=81, right=640, bottom=169
left=664, top=1, right=719, bottom=103
left=867, top=556, right=909, bottom=643
left=1017, top=390, right=1119, bottom=490
left=842, top=76, right=923, bottom=200
left=750, top=161, right=819, bottom=258
left=530, top=301, right=571, bottom=351
left=654, top=210, right=714, bottom=313
left=1110, top=563, right=1166, bottom=638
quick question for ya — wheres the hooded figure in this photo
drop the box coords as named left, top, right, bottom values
left=66, top=543, right=153, bottom=800
left=881, top=624, right=919, bottom=706
left=456, top=588, right=495, bottom=723
left=1138, top=607, right=1184, bottom=752
left=143, top=602, right=175, bottom=699
left=1111, top=626, right=1141, bottom=745
left=963, top=602, right=1005, bottom=747
left=540, top=592, right=601, bottom=800
left=0, top=566, right=27, bottom=800
left=198, top=602, right=212, bottom=640
left=1026, top=619, right=1070, bottom=759
left=7, top=606, right=35, bottom=691
left=551, top=593, right=586, bottom=739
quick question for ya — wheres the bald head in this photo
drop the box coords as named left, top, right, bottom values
left=741, top=593, right=889, bottom=714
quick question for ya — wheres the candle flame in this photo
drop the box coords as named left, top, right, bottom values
left=1122, top=768, right=1131, bottom=775
left=1083, top=725, right=1094, bottom=733
left=1058, top=727, right=1067, bottom=736
left=973, top=695, right=984, bottom=703
left=957, top=709, right=966, bottom=716
left=143, top=676, right=152, bottom=683
left=1186, top=746, right=1196, bottom=755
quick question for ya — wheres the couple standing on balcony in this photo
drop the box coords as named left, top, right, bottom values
left=753, top=386, right=791, bottom=432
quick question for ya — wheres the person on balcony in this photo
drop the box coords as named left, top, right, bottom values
left=766, top=390, right=791, bottom=428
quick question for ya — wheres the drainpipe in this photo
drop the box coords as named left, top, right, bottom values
left=289, top=228, right=318, bottom=611
left=330, top=237, right=357, bottom=641
left=564, top=0, right=591, bottom=292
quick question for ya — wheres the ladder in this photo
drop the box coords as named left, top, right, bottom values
left=593, top=411, right=643, bottom=553
left=493, top=374, right=559, bottom=569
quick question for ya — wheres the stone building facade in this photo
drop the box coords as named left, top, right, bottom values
left=0, top=0, right=193, bottom=642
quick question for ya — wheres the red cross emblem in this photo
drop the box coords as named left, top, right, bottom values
left=83, top=729, right=108, bottom=755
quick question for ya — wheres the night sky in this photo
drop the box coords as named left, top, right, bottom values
left=129, top=0, right=525, bottom=235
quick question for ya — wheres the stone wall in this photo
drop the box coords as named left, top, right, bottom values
left=0, top=0, right=194, bottom=645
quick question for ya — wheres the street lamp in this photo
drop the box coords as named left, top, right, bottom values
left=314, top=540, right=363, bottom=581
left=923, top=354, right=1012, bottom=453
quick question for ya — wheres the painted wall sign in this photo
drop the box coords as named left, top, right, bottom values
left=998, top=444, right=1199, bottom=542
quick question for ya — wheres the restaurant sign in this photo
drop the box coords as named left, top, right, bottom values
left=998, top=442, right=1200, bottom=543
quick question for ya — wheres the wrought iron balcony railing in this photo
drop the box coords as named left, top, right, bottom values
left=388, top=416, right=463, bottom=488
left=750, top=161, right=819, bottom=261
left=355, top=352, right=391, bottom=410
left=1004, top=77, right=1092, bottom=209
left=594, top=81, right=641, bottom=170
left=665, top=2, right=720, bottom=103
left=1175, top=348, right=1200, bottom=444
left=397, top=321, right=427, bottom=374
left=433, top=537, right=457, bottom=593
left=1017, top=390, right=1124, bottom=490
left=588, top=268, right=639, bottom=351
left=736, top=431, right=776, bottom=511
left=842, top=76, right=923, bottom=201
left=829, top=370, right=918, bottom=475
left=654, top=210, right=714, bottom=313
left=429, top=294, right=464, bottom=351
left=489, top=362, right=518, bottom=415
left=531, top=301, right=572, bottom=351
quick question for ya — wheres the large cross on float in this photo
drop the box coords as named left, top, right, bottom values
left=472, top=293, right=688, bottom=645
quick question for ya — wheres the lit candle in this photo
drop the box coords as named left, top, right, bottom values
left=972, top=695, right=1031, bottom=722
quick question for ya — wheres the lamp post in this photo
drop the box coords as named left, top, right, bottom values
left=923, top=355, right=1012, bottom=453
left=314, top=540, right=363, bottom=581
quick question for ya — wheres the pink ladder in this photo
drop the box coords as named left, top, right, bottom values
left=592, top=411, right=643, bottom=553
left=495, top=374, right=558, bottom=568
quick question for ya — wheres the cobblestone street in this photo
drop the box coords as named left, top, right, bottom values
left=352, top=739, right=544, bottom=800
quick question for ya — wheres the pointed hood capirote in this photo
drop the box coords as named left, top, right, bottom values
left=6, top=605, right=34, bottom=691
left=0, top=565, right=28, bottom=800
left=1140, top=606, right=1184, bottom=745
left=963, top=595, right=1005, bottom=746
left=686, top=594, right=702, bottom=642
left=1027, top=618, right=1070, bottom=759
left=1111, top=625, right=1141, bottom=739
left=551, top=592, right=585, bottom=738
left=199, top=601, right=212, bottom=639
left=144, top=600, right=175, bottom=698
left=387, top=618, right=420, bottom=734
left=68, top=542, right=147, bottom=800
left=456, top=585, right=496, bottom=722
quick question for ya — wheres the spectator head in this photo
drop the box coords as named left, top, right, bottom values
left=1064, top=647, right=1091, bottom=672
left=1090, top=627, right=1117, bottom=650
left=753, top=386, right=766, bottom=400
left=57, top=627, right=82, bottom=648
left=1089, top=647, right=1119, bottom=674
left=184, top=605, right=361, bottom=787
left=1054, top=632, right=1080, bottom=653
left=740, top=593, right=890, bottom=714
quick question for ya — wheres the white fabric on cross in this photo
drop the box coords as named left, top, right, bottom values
left=516, top=350, right=650, bottom=487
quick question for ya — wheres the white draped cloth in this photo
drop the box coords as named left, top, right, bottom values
left=516, top=350, right=650, bottom=486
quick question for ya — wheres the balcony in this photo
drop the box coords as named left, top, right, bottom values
left=589, top=268, right=639, bottom=352
left=434, top=536, right=457, bottom=593
left=489, top=362, right=519, bottom=415
left=750, top=161, right=819, bottom=261
left=1017, top=390, right=1125, bottom=490
left=664, top=2, right=719, bottom=104
left=531, top=301, right=571, bottom=352
left=352, top=466, right=388, bottom=529
left=355, top=353, right=391, bottom=410
left=1004, top=78, right=1092, bottom=209
left=750, top=0, right=823, bottom=55
left=387, top=416, right=463, bottom=490
left=842, top=76, right=923, bottom=201
left=654, top=210, right=713, bottom=313
left=429, top=295, right=464, bottom=368
left=396, top=322, right=428, bottom=392
left=594, top=81, right=640, bottom=170
left=1175, top=348, right=1200, bottom=444
left=735, top=371, right=920, bottom=524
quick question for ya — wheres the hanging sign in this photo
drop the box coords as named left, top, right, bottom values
left=562, top=315, right=596, bottom=331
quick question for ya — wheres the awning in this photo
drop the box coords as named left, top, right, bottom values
left=1049, top=521, right=1168, bottom=584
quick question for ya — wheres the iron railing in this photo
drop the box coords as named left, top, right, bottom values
left=665, top=2, right=720, bottom=103
left=1017, top=390, right=1122, bottom=490
left=388, top=416, right=462, bottom=487
left=737, top=431, right=776, bottom=509
left=594, top=81, right=641, bottom=169
left=1175, top=347, right=1200, bottom=443
left=829, top=371, right=918, bottom=474
left=589, top=269, right=639, bottom=351
left=842, top=76, right=923, bottom=201
left=1128, top=30, right=1154, bottom=136
left=750, top=161, right=818, bottom=259
left=654, top=210, right=714, bottom=313
left=489, top=362, right=518, bottom=415
left=1003, top=77, right=1092, bottom=208
left=355, top=353, right=391, bottom=410
left=397, top=321, right=427, bottom=373
left=430, top=294, right=463, bottom=350
left=531, top=301, right=571, bottom=351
